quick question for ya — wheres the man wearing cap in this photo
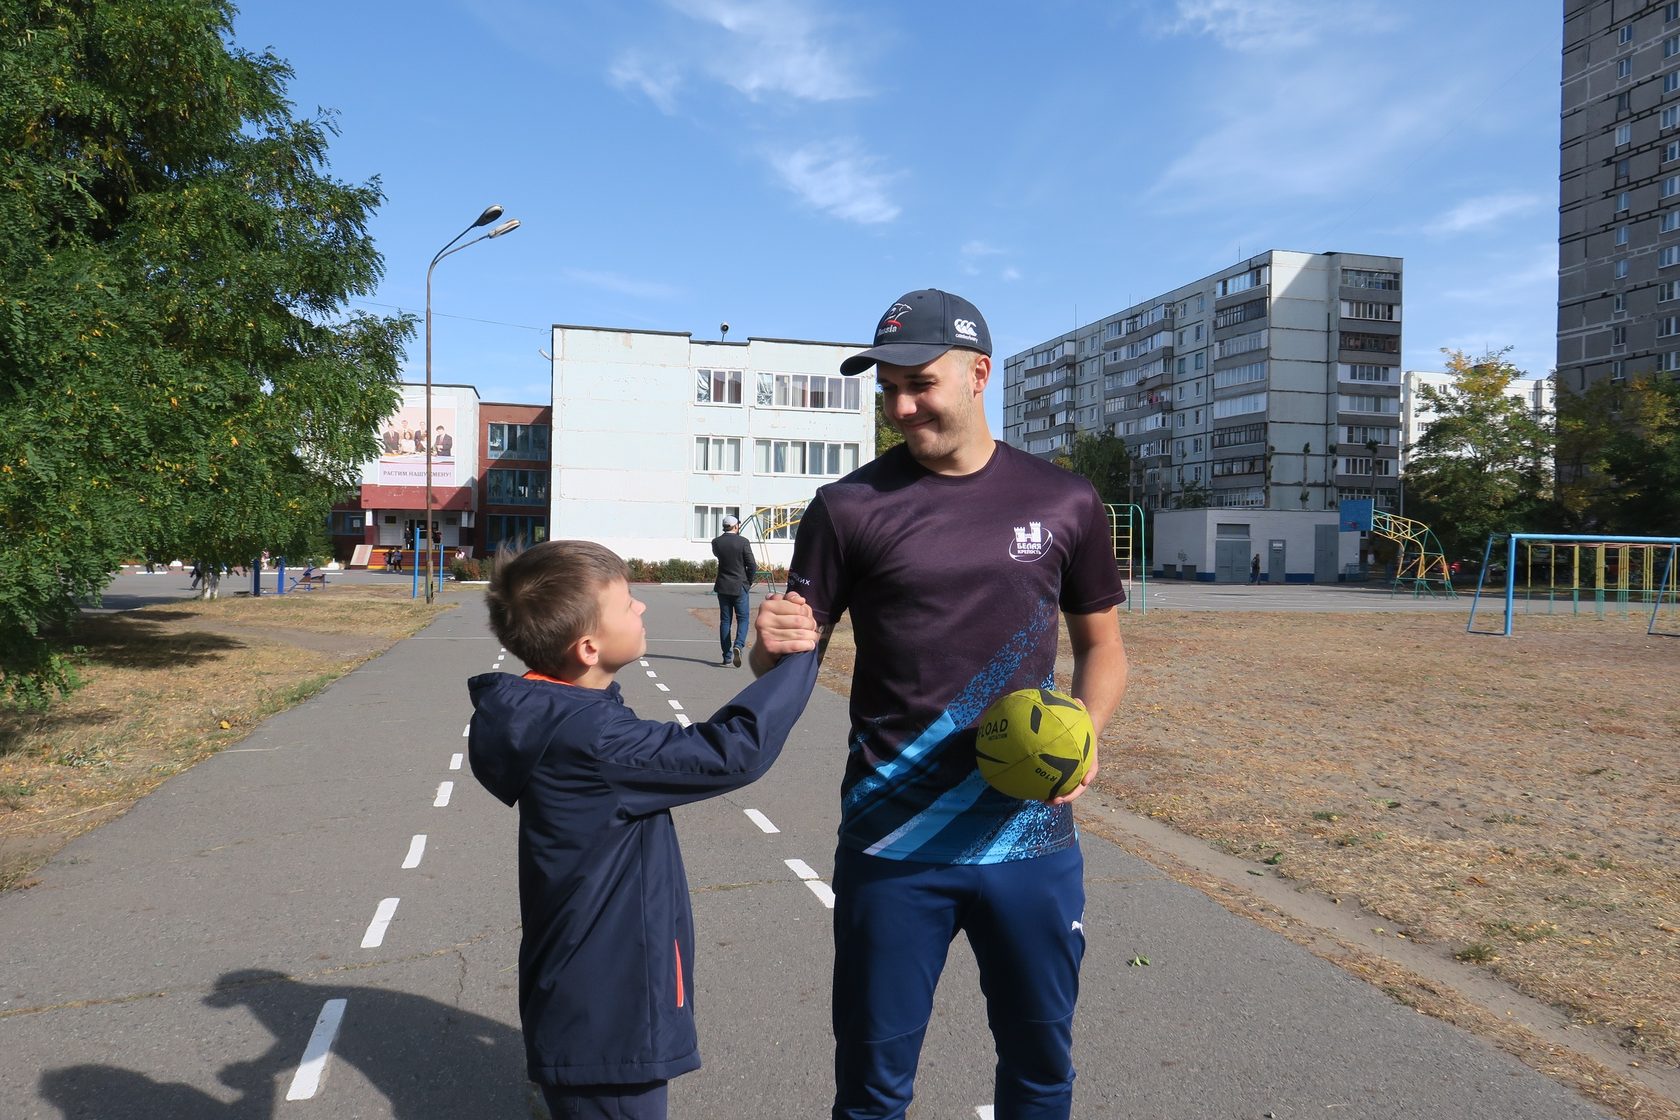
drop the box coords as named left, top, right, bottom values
left=752, top=289, right=1129, bottom=1118
left=711, top=514, right=756, bottom=667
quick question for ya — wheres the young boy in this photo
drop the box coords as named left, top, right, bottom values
left=468, top=540, right=819, bottom=1120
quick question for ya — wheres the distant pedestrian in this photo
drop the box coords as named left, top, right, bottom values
left=710, top=515, right=756, bottom=667
left=1250, top=554, right=1261, bottom=584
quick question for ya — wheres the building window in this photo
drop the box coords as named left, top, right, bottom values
left=1215, top=265, right=1270, bottom=298
left=755, top=372, right=861, bottom=411
left=1340, top=300, right=1401, bottom=321
left=1663, top=245, right=1680, bottom=267
left=1617, top=224, right=1630, bottom=245
left=754, top=439, right=860, bottom=477
left=1670, top=2, right=1679, bottom=23
left=1621, top=25, right=1635, bottom=46
left=1619, top=57, right=1633, bottom=79
left=1659, top=316, right=1680, bottom=337
left=1618, top=190, right=1632, bottom=211
left=1339, top=363, right=1396, bottom=383
left=1668, top=106, right=1680, bottom=131
left=1344, top=425, right=1397, bottom=445
left=1669, top=141, right=1680, bottom=163
left=1613, top=325, right=1629, bottom=349
left=1211, top=456, right=1265, bottom=478
left=1617, top=122, right=1633, bottom=146
left=1664, top=351, right=1680, bottom=371
left=329, top=511, right=365, bottom=534
left=1213, top=299, right=1267, bottom=329
left=1340, top=332, right=1400, bottom=355
left=1213, top=360, right=1268, bottom=389
left=486, top=468, right=549, bottom=506
left=1667, top=70, right=1680, bottom=94
left=1338, top=393, right=1399, bottom=414
left=1618, top=158, right=1632, bottom=183
left=1211, top=392, right=1267, bottom=419
left=696, top=367, right=743, bottom=405
left=486, top=422, right=550, bottom=459
left=487, top=514, right=548, bottom=551
left=1340, top=456, right=1393, bottom=477
left=692, top=505, right=742, bottom=540
left=1616, top=258, right=1630, bottom=279
left=1214, top=329, right=1268, bottom=359
left=694, top=436, right=742, bottom=472
left=1618, top=91, right=1633, bottom=113
left=1211, top=423, right=1265, bottom=449
left=1661, top=280, right=1680, bottom=301
left=1669, top=36, right=1680, bottom=58
left=1614, top=292, right=1628, bottom=315
left=755, top=503, right=806, bottom=541
left=1341, top=268, right=1400, bottom=291
left=1665, top=210, right=1680, bottom=232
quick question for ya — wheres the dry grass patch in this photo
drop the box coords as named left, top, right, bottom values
left=0, top=586, right=453, bottom=889
left=816, top=610, right=1680, bottom=1072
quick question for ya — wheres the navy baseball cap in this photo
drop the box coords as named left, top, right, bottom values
left=839, top=289, right=992, bottom=376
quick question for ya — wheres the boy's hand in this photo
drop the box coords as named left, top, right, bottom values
left=750, top=592, right=819, bottom=673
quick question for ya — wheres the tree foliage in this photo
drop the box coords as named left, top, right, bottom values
left=1065, top=431, right=1133, bottom=506
left=0, top=0, right=411, bottom=705
left=873, top=389, right=905, bottom=455
left=1401, top=348, right=1554, bottom=559
left=1556, top=374, right=1680, bottom=535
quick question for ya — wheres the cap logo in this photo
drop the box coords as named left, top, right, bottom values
left=953, top=318, right=979, bottom=343
left=879, top=302, right=913, bottom=337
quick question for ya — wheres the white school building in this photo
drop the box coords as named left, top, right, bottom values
left=549, top=325, right=873, bottom=566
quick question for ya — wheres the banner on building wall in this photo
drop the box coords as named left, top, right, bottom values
left=377, top=393, right=457, bottom=486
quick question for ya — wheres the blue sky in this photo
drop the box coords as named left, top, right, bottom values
left=232, top=0, right=1561, bottom=428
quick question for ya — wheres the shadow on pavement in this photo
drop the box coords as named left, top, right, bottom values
left=39, top=968, right=533, bottom=1119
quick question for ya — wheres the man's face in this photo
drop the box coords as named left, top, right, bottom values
left=875, top=349, right=989, bottom=471
left=591, top=577, right=647, bottom=670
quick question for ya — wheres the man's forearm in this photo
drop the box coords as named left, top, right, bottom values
left=1070, top=639, right=1128, bottom=732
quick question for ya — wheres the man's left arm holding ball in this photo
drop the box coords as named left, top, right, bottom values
left=1053, top=606, right=1128, bottom=806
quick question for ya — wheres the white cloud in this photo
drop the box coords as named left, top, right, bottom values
left=1147, top=58, right=1457, bottom=211
left=608, top=53, right=683, bottom=114
left=961, top=240, right=1006, bottom=258
left=669, top=0, right=866, bottom=103
left=561, top=269, right=683, bottom=301
left=1424, top=192, right=1548, bottom=236
left=1167, top=0, right=1398, bottom=52
left=768, top=142, right=900, bottom=225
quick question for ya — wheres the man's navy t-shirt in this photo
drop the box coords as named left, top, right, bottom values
left=787, top=442, right=1126, bottom=864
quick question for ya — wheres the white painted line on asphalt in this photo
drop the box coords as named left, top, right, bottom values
left=655, top=683, right=670, bottom=692
left=462, top=724, right=470, bottom=737
left=976, top=1107, right=995, bottom=1119
left=284, top=998, right=347, bottom=1100
left=360, top=898, right=400, bottom=948
left=786, top=859, right=835, bottom=909
left=402, top=835, right=426, bottom=869
left=667, top=699, right=683, bottom=711
left=676, top=714, right=692, bottom=727
left=433, top=781, right=454, bottom=807
left=744, top=809, right=779, bottom=834
left=640, top=659, right=650, bottom=666
left=449, top=753, right=463, bottom=770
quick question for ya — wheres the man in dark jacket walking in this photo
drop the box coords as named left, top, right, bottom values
left=711, top=515, right=757, bottom=667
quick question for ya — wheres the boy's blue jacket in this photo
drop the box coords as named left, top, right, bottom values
left=467, top=651, right=817, bottom=1087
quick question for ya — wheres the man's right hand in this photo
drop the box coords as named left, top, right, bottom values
left=750, top=591, right=819, bottom=674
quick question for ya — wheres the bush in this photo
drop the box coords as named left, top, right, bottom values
left=450, top=556, right=485, bottom=581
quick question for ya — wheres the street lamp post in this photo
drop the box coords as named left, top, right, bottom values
left=424, top=204, right=521, bottom=602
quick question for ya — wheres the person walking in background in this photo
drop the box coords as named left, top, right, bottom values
left=754, top=288, right=1129, bottom=1120
left=711, top=515, right=757, bottom=667
left=1250, top=553, right=1261, bottom=584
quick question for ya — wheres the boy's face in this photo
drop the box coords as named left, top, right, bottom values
left=591, top=577, right=647, bottom=670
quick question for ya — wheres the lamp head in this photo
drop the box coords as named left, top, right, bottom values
left=474, top=204, right=505, bottom=227
left=488, top=218, right=521, bottom=238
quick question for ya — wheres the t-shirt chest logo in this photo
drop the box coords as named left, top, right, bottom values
left=1007, top=520, right=1054, bottom=563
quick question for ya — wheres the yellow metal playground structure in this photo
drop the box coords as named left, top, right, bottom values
left=1466, top=533, right=1680, bottom=636
left=733, top=500, right=1147, bottom=609
left=1371, top=510, right=1455, bottom=597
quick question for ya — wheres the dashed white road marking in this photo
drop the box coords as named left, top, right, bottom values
left=655, top=683, right=670, bottom=692
left=744, top=809, right=779, bottom=834
left=667, top=699, right=683, bottom=711
left=449, top=753, right=463, bottom=770
left=433, top=781, right=454, bottom=807
left=975, top=1107, right=995, bottom=1119
left=676, top=714, right=692, bottom=727
left=402, top=835, right=427, bottom=869
left=639, top=659, right=649, bottom=666
left=785, top=859, right=835, bottom=908
left=646, top=670, right=658, bottom=678
left=360, top=898, right=400, bottom=948
left=462, top=724, right=470, bottom=738
left=284, top=998, right=348, bottom=1100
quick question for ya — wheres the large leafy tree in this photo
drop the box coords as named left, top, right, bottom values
left=0, top=0, right=411, bottom=705
left=1402, top=348, right=1555, bottom=559
left=1556, top=374, right=1680, bottom=535
left=1065, top=431, right=1133, bottom=507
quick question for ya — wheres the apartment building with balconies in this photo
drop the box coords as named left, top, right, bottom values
left=1002, top=250, right=1404, bottom=512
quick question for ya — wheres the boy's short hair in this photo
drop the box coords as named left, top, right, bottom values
left=487, top=540, right=629, bottom=674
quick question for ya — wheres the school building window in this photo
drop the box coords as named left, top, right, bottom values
left=696, top=368, right=743, bottom=405
left=487, top=422, right=550, bottom=459
left=486, top=468, right=549, bottom=506
left=487, top=515, right=548, bottom=551
left=693, top=505, right=742, bottom=539
left=756, top=372, right=863, bottom=411
left=694, top=436, right=742, bottom=472
left=754, top=439, right=860, bottom=477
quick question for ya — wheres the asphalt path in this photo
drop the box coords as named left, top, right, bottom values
left=0, top=582, right=1613, bottom=1118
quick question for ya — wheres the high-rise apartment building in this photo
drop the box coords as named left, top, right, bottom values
left=1002, top=250, right=1403, bottom=512
left=1559, top=0, right=1680, bottom=392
